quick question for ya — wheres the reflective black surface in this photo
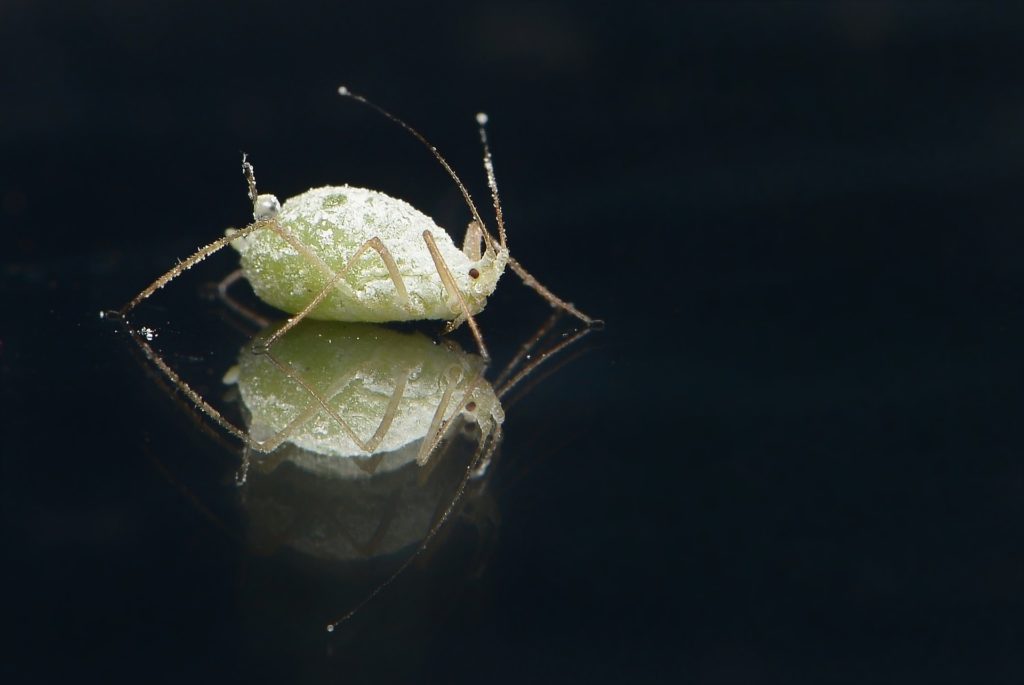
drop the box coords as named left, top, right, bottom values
left=3, top=3, right=1022, bottom=683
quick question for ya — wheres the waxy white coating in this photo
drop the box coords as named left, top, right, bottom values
left=230, top=186, right=507, bottom=323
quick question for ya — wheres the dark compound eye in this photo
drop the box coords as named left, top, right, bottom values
left=468, top=268, right=480, bottom=279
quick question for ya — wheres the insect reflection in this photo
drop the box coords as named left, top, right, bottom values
left=119, top=310, right=591, bottom=631
left=227, top=321, right=503, bottom=476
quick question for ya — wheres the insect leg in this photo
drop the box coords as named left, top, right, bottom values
left=257, top=237, right=412, bottom=351
left=506, top=255, right=603, bottom=326
left=235, top=444, right=252, bottom=485
left=361, top=238, right=412, bottom=310
left=122, top=324, right=249, bottom=442
left=496, top=321, right=595, bottom=403
left=417, top=368, right=489, bottom=483
left=493, top=309, right=563, bottom=388
left=442, top=314, right=467, bottom=335
left=253, top=350, right=409, bottom=456
left=115, top=221, right=267, bottom=318
left=359, top=366, right=410, bottom=453
left=422, top=230, right=490, bottom=360
left=246, top=362, right=363, bottom=453
left=267, top=222, right=409, bottom=312
left=216, top=268, right=271, bottom=328
left=416, top=365, right=461, bottom=466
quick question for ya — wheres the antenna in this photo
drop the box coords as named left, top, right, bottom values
left=475, top=112, right=507, bottom=250
left=338, top=86, right=495, bottom=251
left=337, top=86, right=601, bottom=325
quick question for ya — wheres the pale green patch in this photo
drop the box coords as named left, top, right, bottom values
left=321, top=193, right=348, bottom=208
left=231, top=320, right=503, bottom=464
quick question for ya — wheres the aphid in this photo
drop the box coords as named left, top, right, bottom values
left=116, top=86, right=599, bottom=359
left=228, top=319, right=503, bottom=472
left=121, top=310, right=591, bottom=631
left=242, top=405, right=494, bottom=564
left=227, top=321, right=503, bottom=569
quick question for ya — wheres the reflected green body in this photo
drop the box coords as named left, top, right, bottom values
left=230, top=321, right=503, bottom=461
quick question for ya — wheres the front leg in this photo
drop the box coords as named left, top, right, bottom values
left=422, top=230, right=490, bottom=360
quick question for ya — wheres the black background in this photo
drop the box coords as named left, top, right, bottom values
left=2, top=2, right=1022, bottom=683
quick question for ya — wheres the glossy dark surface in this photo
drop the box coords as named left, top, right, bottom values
left=3, top=3, right=1021, bottom=683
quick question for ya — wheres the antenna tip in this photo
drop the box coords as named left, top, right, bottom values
left=326, top=624, right=335, bottom=633
left=475, top=112, right=489, bottom=125
left=337, top=85, right=350, bottom=96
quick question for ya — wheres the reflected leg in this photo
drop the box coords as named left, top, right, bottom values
left=256, top=352, right=412, bottom=454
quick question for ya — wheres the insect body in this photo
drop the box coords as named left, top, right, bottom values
left=230, top=185, right=507, bottom=324
left=117, top=87, right=599, bottom=358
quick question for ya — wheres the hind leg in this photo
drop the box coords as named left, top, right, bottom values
left=256, top=236, right=411, bottom=352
